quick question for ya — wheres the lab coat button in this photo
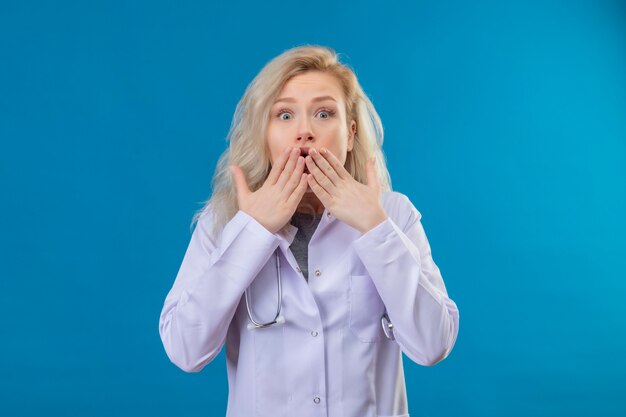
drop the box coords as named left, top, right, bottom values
left=296, top=266, right=301, bottom=272
left=313, top=396, right=321, bottom=404
left=315, top=269, right=321, bottom=277
left=311, top=330, right=318, bottom=337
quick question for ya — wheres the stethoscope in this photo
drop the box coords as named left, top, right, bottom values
left=244, top=251, right=395, bottom=340
left=244, top=252, right=285, bottom=330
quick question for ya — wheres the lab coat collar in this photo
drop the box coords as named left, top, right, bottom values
left=275, top=207, right=335, bottom=245
left=274, top=207, right=335, bottom=271
left=322, top=207, right=334, bottom=222
left=274, top=224, right=299, bottom=274
left=275, top=223, right=298, bottom=247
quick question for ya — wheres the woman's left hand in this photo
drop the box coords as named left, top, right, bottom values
left=305, top=148, right=388, bottom=233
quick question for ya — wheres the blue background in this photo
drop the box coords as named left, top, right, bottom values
left=1, top=0, right=625, bottom=416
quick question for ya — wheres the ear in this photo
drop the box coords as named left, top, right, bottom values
left=348, top=120, right=356, bottom=152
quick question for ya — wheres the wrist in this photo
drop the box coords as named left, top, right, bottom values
left=358, top=209, right=388, bottom=233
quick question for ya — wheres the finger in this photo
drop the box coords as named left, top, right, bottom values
left=365, top=156, right=379, bottom=189
left=266, top=147, right=293, bottom=185
left=307, top=173, right=332, bottom=204
left=287, top=173, right=309, bottom=207
left=319, top=147, right=350, bottom=180
left=305, top=155, right=335, bottom=194
left=276, top=147, right=300, bottom=190
left=309, top=148, right=340, bottom=186
left=230, top=165, right=251, bottom=196
left=282, top=155, right=305, bottom=197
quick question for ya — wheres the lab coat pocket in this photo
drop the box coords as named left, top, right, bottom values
left=348, top=274, right=385, bottom=343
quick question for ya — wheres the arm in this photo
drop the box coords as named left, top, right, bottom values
left=158, top=210, right=281, bottom=372
left=352, top=194, right=459, bottom=366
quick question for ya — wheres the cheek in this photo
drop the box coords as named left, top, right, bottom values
left=324, top=148, right=347, bottom=167
left=266, top=129, right=283, bottom=163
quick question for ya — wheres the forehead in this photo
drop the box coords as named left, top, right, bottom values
left=276, top=71, right=344, bottom=102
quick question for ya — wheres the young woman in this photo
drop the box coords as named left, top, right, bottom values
left=159, top=45, right=460, bottom=417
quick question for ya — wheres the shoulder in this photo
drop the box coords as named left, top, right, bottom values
left=380, top=190, right=422, bottom=231
left=191, top=204, right=231, bottom=251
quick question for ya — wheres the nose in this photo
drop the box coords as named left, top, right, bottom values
left=297, top=117, right=314, bottom=142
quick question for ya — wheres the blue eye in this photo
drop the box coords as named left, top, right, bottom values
left=318, top=109, right=335, bottom=119
left=276, top=109, right=292, bottom=120
left=275, top=108, right=335, bottom=120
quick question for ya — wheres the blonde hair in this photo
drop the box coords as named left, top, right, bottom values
left=191, top=44, right=393, bottom=242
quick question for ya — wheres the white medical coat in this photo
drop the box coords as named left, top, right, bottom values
left=159, top=190, right=460, bottom=417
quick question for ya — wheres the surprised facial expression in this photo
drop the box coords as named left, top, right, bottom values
left=266, top=71, right=356, bottom=179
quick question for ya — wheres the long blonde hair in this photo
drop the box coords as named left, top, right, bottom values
left=191, top=44, right=393, bottom=242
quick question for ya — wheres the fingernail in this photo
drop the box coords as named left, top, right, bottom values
left=310, top=148, right=317, bottom=155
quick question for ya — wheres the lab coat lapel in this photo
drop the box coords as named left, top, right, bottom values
left=275, top=223, right=299, bottom=272
left=274, top=208, right=336, bottom=273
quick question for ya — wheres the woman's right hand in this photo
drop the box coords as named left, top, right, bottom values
left=230, top=147, right=308, bottom=234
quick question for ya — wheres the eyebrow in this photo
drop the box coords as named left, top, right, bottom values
left=273, top=95, right=337, bottom=105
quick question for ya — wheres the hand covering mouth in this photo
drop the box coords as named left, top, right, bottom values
left=299, top=147, right=311, bottom=174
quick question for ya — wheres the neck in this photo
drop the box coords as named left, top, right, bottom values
left=295, top=191, right=324, bottom=215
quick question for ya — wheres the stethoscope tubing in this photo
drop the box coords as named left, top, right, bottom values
left=245, top=252, right=283, bottom=329
left=244, top=250, right=394, bottom=340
